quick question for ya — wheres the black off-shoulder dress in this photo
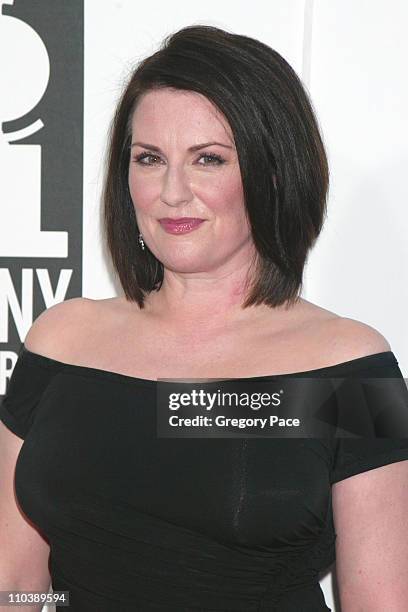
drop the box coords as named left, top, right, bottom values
left=1, top=344, right=408, bottom=611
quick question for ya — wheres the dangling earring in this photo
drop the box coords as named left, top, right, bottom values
left=138, top=232, right=145, bottom=250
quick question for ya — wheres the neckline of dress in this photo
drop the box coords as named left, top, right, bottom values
left=20, top=344, right=398, bottom=388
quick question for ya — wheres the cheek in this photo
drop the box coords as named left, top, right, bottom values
left=128, top=170, right=156, bottom=210
left=209, top=178, right=248, bottom=231
left=202, top=172, right=246, bottom=215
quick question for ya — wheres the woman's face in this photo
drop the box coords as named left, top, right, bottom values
left=128, top=88, right=255, bottom=274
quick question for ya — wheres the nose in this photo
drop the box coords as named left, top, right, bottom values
left=160, top=164, right=193, bottom=207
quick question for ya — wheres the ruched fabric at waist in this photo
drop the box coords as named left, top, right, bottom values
left=47, top=507, right=335, bottom=611
left=53, top=570, right=331, bottom=611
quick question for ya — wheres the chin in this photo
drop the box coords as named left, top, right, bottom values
left=160, top=254, right=213, bottom=273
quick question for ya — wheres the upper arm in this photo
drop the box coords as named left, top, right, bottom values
left=332, top=460, right=408, bottom=610
left=330, top=318, right=408, bottom=609
left=0, top=297, right=92, bottom=588
left=0, top=422, right=51, bottom=589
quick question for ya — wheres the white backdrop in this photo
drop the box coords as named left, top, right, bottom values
left=1, top=1, right=407, bottom=610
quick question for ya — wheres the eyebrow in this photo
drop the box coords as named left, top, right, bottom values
left=130, top=141, right=233, bottom=152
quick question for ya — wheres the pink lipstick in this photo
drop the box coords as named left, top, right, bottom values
left=159, top=218, right=205, bottom=234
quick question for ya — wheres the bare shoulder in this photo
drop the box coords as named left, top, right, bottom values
left=323, top=316, right=392, bottom=362
left=24, top=297, right=97, bottom=359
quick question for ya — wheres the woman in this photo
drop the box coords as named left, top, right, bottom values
left=1, top=24, right=408, bottom=611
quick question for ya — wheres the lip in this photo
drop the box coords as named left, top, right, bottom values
left=159, top=218, right=205, bottom=235
left=159, top=217, right=205, bottom=223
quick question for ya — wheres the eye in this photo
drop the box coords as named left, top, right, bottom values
left=132, top=152, right=162, bottom=165
left=131, top=151, right=226, bottom=166
left=197, top=153, right=225, bottom=165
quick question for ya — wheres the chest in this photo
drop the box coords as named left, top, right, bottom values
left=15, top=372, right=335, bottom=549
left=82, top=319, right=333, bottom=380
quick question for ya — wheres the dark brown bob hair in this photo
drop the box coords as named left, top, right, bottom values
left=102, top=24, right=329, bottom=309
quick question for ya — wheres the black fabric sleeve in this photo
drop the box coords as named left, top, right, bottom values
left=0, top=344, right=62, bottom=440
left=330, top=356, right=408, bottom=484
